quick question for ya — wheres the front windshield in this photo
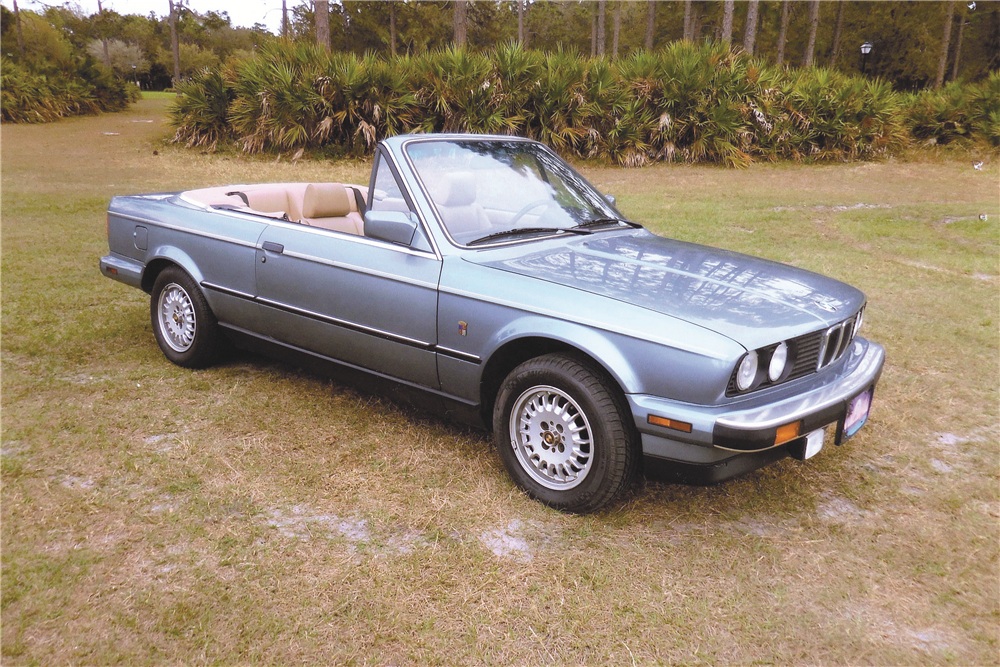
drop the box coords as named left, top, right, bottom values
left=405, top=139, right=621, bottom=246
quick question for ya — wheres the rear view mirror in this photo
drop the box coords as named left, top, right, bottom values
left=364, top=210, right=417, bottom=246
left=604, top=194, right=617, bottom=206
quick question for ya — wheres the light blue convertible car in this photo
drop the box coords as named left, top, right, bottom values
left=100, top=134, right=884, bottom=512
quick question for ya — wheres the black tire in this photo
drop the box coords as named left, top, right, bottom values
left=150, top=266, right=222, bottom=369
left=493, top=353, right=638, bottom=513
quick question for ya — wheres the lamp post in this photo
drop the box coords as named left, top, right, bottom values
left=860, top=41, right=872, bottom=76
left=132, top=63, right=137, bottom=87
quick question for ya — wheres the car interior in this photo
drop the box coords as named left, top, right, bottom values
left=181, top=183, right=369, bottom=236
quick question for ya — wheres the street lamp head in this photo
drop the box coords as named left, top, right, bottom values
left=968, top=2, right=976, bottom=10
left=860, top=42, right=873, bottom=55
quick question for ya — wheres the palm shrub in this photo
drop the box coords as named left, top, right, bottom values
left=169, top=69, right=234, bottom=149
left=166, top=41, right=993, bottom=165
left=411, top=47, right=509, bottom=134
left=783, top=68, right=905, bottom=160
left=227, top=43, right=327, bottom=154
left=639, top=42, right=758, bottom=167
left=968, top=71, right=1000, bottom=146
left=903, top=81, right=974, bottom=146
left=489, top=41, right=545, bottom=137
left=527, top=49, right=595, bottom=154
left=1, top=55, right=135, bottom=123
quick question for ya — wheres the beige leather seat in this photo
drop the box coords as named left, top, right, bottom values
left=300, top=183, right=364, bottom=235
left=432, top=172, right=490, bottom=237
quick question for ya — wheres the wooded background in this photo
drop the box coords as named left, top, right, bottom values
left=3, top=1, right=998, bottom=92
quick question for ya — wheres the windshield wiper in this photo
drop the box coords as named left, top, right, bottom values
left=575, top=217, right=643, bottom=230
left=467, top=226, right=591, bottom=247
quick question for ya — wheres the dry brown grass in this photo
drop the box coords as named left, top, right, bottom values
left=2, top=96, right=998, bottom=665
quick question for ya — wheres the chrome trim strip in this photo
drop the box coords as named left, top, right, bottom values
left=277, top=248, right=439, bottom=290
left=201, top=281, right=255, bottom=300
left=715, top=341, right=884, bottom=433
left=251, top=214, right=438, bottom=259
left=436, top=346, right=482, bottom=364
left=256, top=297, right=434, bottom=349
left=111, top=211, right=260, bottom=249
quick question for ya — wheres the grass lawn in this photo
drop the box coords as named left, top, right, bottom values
left=2, top=96, right=998, bottom=665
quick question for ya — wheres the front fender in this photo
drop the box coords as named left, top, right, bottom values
left=483, top=314, right=643, bottom=394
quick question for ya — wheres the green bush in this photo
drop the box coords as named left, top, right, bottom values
left=1, top=55, right=138, bottom=123
left=902, top=72, right=1000, bottom=147
left=166, top=42, right=996, bottom=166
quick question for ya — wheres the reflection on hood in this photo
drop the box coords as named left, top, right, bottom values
left=471, top=232, right=864, bottom=349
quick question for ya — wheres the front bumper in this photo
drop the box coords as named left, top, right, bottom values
left=629, top=337, right=885, bottom=482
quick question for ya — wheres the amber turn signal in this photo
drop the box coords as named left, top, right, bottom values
left=647, top=414, right=693, bottom=433
left=775, top=420, right=802, bottom=445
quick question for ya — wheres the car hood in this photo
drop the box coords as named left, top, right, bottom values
left=465, top=230, right=865, bottom=350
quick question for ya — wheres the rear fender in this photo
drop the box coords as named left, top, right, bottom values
left=142, top=246, right=204, bottom=293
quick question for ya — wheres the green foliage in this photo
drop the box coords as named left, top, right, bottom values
left=166, top=42, right=998, bottom=166
left=904, top=72, right=1000, bottom=147
left=1, top=53, right=138, bottom=123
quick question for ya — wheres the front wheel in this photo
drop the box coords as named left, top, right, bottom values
left=150, top=266, right=222, bottom=368
left=493, top=353, right=638, bottom=513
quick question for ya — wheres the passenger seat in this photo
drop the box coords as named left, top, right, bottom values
left=432, top=172, right=490, bottom=237
left=300, top=183, right=364, bottom=235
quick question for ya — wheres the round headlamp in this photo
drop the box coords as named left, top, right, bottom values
left=768, top=342, right=788, bottom=382
left=736, top=351, right=758, bottom=391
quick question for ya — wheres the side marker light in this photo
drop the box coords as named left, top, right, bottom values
left=647, top=415, right=693, bottom=433
left=775, top=421, right=802, bottom=445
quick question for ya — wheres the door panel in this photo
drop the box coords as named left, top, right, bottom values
left=255, top=224, right=441, bottom=389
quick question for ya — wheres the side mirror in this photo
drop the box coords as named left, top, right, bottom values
left=604, top=194, right=617, bottom=206
left=364, top=210, right=417, bottom=246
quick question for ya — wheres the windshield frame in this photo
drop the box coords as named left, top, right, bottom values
left=401, top=136, right=627, bottom=250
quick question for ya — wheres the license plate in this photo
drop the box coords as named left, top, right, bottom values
left=843, top=388, right=873, bottom=439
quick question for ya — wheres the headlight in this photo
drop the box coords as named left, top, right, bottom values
left=736, top=350, right=758, bottom=391
left=768, top=342, right=788, bottom=382
left=853, top=306, right=865, bottom=338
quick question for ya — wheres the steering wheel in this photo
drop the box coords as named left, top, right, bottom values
left=508, top=199, right=554, bottom=227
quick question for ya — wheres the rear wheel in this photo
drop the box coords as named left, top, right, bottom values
left=150, top=267, right=222, bottom=368
left=493, top=353, right=638, bottom=513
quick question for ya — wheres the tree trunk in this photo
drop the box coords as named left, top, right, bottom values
left=591, top=11, right=597, bottom=56
left=743, top=0, right=759, bottom=55
left=951, top=7, right=966, bottom=82
left=802, top=0, right=820, bottom=68
left=390, top=3, right=397, bottom=55
left=645, top=0, right=655, bottom=50
left=776, top=0, right=791, bottom=66
left=829, top=0, right=844, bottom=67
left=935, top=1, right=957, bottom=87
left=721, top=0, right=734, bottom=43
left=612, top=1, right=621, bottom=58
left=315, top=0, right=330, bottom=51
left=597, top=1, right=606, bottom=56
left=168, top=0, right=180, bottom=85
left=281, top=0, right=288, bottom=40
left=517, top=0, right=525, bottom=45
left=97, top=0, right=111, bottom=67
left=683, top=0, right=692, bottom=41
left=454, top=0, right=468, bottom=47
left=12, top=0, right=24, bottom=59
